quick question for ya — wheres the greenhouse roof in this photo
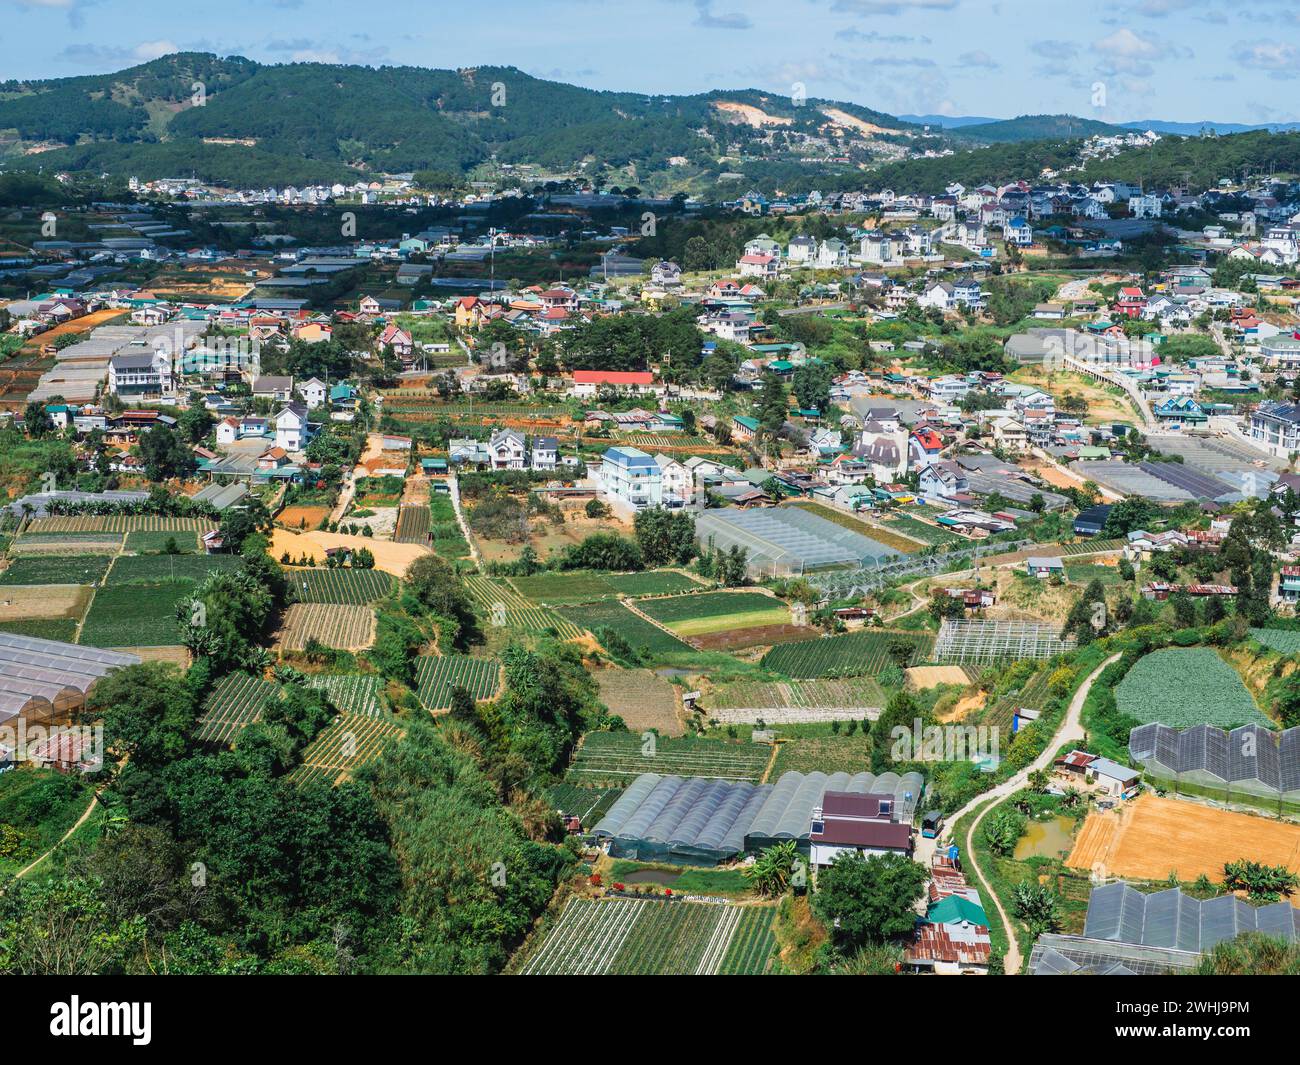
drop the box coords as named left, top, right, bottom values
left=0, top=633, right=139, bottom=726
left=1130, top=721, right=1300, bottom=794
left=695, top=505, right=900, bottom=576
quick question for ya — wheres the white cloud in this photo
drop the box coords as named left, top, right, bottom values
left=956, top=50, right=998, bottom=69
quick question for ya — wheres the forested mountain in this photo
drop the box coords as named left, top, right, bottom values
left=946, top=114, right=1127, bottom=143
left=0, top=53, right=914, bottom=189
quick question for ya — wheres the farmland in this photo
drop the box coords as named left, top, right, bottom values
left=544, top=783, right=623, bottom=825
left=10, top=533, right=123, bottom=555
left=276, top=604, right=377, bottom=652
left=196, top=672, right=279, bottom=746
left=21, top=515, right=216, bottom=534
left=982, top=670, right=1052, bottom=731
left=414, top=654, right=502, bottom=710
left=637, top=591, right=789, bottom=637
left=105, top=553, right=242, bottom=586
left=762, top=629, right=934, bottom=679
left=427, top=494, right=470, bottom=558
left=0, top=617, right=78, bottom=641
left=291, top=711, right=405, bottom=787
left=1251, top=628, right=1300, bottom=654
left=603, top=571, right=703, bottom=596
left=286, top=567, right=396, bottom=605
left=565, top=731, right=770, bottom=785
left=559, top=600, right=694, bottom=659
left=466, top=574, right=588, bottom=640
left=305, top=673, right=385, bottom=716
left=518, top=897, right=776, bottom=975
left=512, top=571, right=620, bottom=604
left=594, top=668, right=682, bottom=735
left=123, top=529, right=201, bottom=553
left=0, top=555, right=113, bottom=586
left=79, top=582, right=191, bottom=647
left=707, top=677, right=887, bottom=721
left=785, top=499, right=925, bottom=554
left=1115, top=647, right=1270, bottom=728
left=393, top=504, right=431, bottom=545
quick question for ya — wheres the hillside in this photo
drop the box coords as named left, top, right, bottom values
left=946, top=114, right=1127, bottom=143
left=0, top=53, right=916, bottom=190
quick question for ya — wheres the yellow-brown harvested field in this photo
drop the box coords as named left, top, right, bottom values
left=905, top=665, right=973, bottom=689
left=114, top=645, right=192, bottom=667
left=276, top=504, right=331, bottom=530
left=275, top=603, right=376, bottom=652
left=1067, top=794, right=1300, bottom=901
left=593, top=668, right=683, bottom=736
left=0, top=584, right=90, bottom=620
left=269, top=529, right=427, bottom=577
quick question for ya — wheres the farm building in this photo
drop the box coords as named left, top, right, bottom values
left=591, top=769, right=922, bottom=865
left=1029, top=882, right=1300, bottom=975
left=0, top=632, right=140, bottom=729
left=1129, top=721, right=1300, bottom=813
left=695, top=505, right=900, bottom=578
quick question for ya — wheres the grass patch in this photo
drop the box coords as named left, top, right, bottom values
left=0, top=555, right=113, bottom=586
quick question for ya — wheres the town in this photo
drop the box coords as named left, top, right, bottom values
left=4, top=21, right=1300, bottom=995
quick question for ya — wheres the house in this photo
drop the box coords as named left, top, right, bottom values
left=736, top=253, right=779, bottom=279
left=570, top=370, right=657, bottom=397
left=377, top=323, right=414, bottom=361
left=1004, top=216, right=1033, bottom=246
left=1112, top=287, right=1146, bottom=319
left=107, top=351, right=172, bottom=398
left=530, top=435, right=559, bottom=471
left=786, top=235, right=818, bottom=263
left=906, top=894, right=992, bottom=975
left=650, top=261, right=683, bottom=287
left=1152, top=395, right=1207, bottom=427
left=1025, top=555, right=1064, bottom=579
left=1279, top=566, right=1300, bottom=603
left=358, top=295, right=382, bottom=316
left=654, top=454, right=692, bottom=506
left=1073, top=504, right=1112, bottom=537
left=274, top=403, right=312, bottom=452
left=449, top=438, right=491, bottom=467
left=599, top=446, right=663, bottom=512
left=731, top=415, right=760, bottom=443
left=919, top=460, right=968, bottom=501
left=1055, top=750, right=1140, bottom=797
left=252, top=376, right=294, bottom=403
left=216, top=417, right=240, bottom=446
left=991, top=417, right=1028, bottom=451
left=1250, top=401, right=1300, bottom=459
left=299, top=377, right=328, bottom=408
left=488, top=428, right=527, bottom=470
left=808, top=791, right=913, bottom=869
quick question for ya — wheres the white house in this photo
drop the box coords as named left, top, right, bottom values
left=274, top=403, right=312, bottom=452
left=530, top=435, right=559, bottom=471
left=599, top=446, right=664, bottom=512
left=654, top=454, right=692, bottom=505
left=488, top=428, right=527, bottom=470
left=298, top=377, right=328, bottom=408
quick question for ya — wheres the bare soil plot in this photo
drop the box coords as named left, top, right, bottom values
left=906, top=665, right=976, bottom=689
left=0, top=584, right=91, bottom=622
left=689, top=623, right=813, bottom=651
left=277, top=504, right=331, bottom=530
left=594, top=668, right=683, bottom=736
left=269, top=529, right=428, bottom=577
left=1067, top=794, right=1300, bottom=897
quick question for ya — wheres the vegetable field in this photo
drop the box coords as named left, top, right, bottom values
left=1251, top=628, right=1300, bottom=654
left=594, top=668, right=682, bottom=735
left=22, top=515, right=215, bottom=534
left=196, top=672, right=279, bottom=746
left=393, top=504, right=431, bottom=545
left=276, top=604, right=376, bottom=651
left=306, top=673, right=385, bottom=716
left=105, top=554, right=242, bottom=586
left=519, top=898, right=776, bottom=975
left=465, top=574, right=587, bottom=640
left=982, top=670, right=1052, bottom=731
left=11, top=533, right=123, bottom=555
left=79, top=582, right=190, bottom=647
left=708, top=677, right=887, bottom=716
left=1115, top=648, right=1270, bottom=728
left=762, top=629, right=934, bottom=679
left=544, top=783, right=623, bottom=825
left=566, top=731, right=770, bottom=785
left=604, top=571, right=703, bottom=596
left=0, top=555, right=113, bottom=586
left=286, top=568, right=395, bottom=605
left=124, top=530, right=201, bottom=553
left=291, top=711, right=405, bottom=787
left=637, top=591, right=788, bottom=636
left=558, top=600, right=693, bottom=658
left=512, top=569, right=702, bottom=603
left=414, top=654, right=502, bottom=710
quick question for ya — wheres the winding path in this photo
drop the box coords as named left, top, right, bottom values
left=14, top=792, right=100, bottom=880
left=917, top=652, right=1119, bottom=973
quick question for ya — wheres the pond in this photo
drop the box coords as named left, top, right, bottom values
left=1014, top=815, right=1076, bottom=861
left=618, top=869, right=680, bottom=886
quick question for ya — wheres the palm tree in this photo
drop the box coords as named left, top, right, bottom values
left=744, top=840, right=801, bottom=897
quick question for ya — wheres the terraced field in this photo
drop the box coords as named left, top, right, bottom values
left=637, top=591, right=789, bottom=637
left=414, top=654, right=502, bottom=710
left=544, top=783, right=623, bottom=825
left=276, top=604, right=376, bottom=651
left=196, top=672, right=279, bottom=746
left=982, top=670, right=1052, bottom=731
left=10, top=533, right=123, bottom=555
left=708, top=677, right=887, bottom=717
left=594, top=668, right=682, bottom=735
left=604, top=571, right=703, bottom=597
left=1251, top=628, right=1300, bottom=654
left=124, top=530, right=202, bottom=553
left=1058, top=538, right=1123, bottom=557
left=761, top=629, right=935, bottom=679
left=512, top=571, right=619, bottom=604
left=519, top=898, right=775, bottom=975
left=465, top=574, right=587, bottom=639
left=566, top=731, right=770, bottom=785
left=291, top=711, right=405, bottom=787
left=285, top=568, right=396, bottom=605
left=80, top=582, right=191, bottom=647
left=305, top=673, right=385, bottom=716
left=23, top=515, right=216, bottom=534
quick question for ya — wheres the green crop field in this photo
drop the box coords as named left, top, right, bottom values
left=512, top=571, right=617, bottom=604
left=762, top=629, right=934, bottom=679
left=105, top=554, right=242, bottom=586
left=123, top=530, right=201, bottom=553
left=1251, top=628, right=1300, bottom=654
left=0, top=617, right=78, bottom=641
left=196, top=672, right=280, bottom=746
left=428, top=494, right=469, bottom=559
left=291, top=711, right=405, bottom=787
left=414, top=654, right=502, bottom=710
left=544, top=783, right=623, bottom=825
left=79, top=582, right=191, bottom=647
left=393, top=504, right=431, bottom=545
left=1115, top=648, right=1271, bottom=728
left=0, top=555, right=114, bottom=586
left=306, top=673, right=385, bottom=716
left=465, top=574, right=586, bottom=639
left=557, top=600, right=694, bottom=657
left=22, top=515, right=215, bottom=534
left=785, top=500, right=924, bottom=554
left=877, top=512, right=964, bottom=547
left=604, top=571, right=703, bottom=597
left=1059, top=538, right=1123, bottom=557
left=519, top=897, right=775, bottom=975
left=638, top=591, right=788, bottom=636
left=566, top=731, right=770, bottom=785
left=286, top=568, right=396, bottom=605
left=1065, top=564, right=1124, bottom=585
left=708, top=677, right=887, bottom=712
left=982, top=670, right=1052, bottom=731
left=11, top=531, right=124, bottom=555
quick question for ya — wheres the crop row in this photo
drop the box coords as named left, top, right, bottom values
left=276, top=604, right=376, bottom=651
left=414, top=654, right=502, bottom=710
left=291, top=711, right=405, bottom=787
left=761, top=629, right=934, bottom=679
left=286, top=567, right=395, bottom=605
left=566, top=731, right=769, bottom=784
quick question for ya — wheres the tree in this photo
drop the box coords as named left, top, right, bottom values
left=811, top=852, right=928, bottom=953
left=633, top=507, right=696, bottom=567
left=983, top=808, right=1027, bottom=857
left=744, top=840, right=802, bottom=897
left=1223, top=859, right=1300, bottom=902
left=1103, top=495, right=1154, bottom=537
left=1011, top=881, right=1059, bottom=935
left=139, top=425, right=194, bottom=481
left=22, top=401, right=53, bottom=438
left=1061, top=578, right=1108, bottom=645
left=791, top=361, right=833, bottom=412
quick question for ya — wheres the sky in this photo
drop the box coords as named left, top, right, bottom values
left=5, top=0, right=1300, bottom=124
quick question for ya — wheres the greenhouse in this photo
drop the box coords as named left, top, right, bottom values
left=1029, top=883, right=1300, bottom=975
left=0, top=632, right=139, bottom=728
left=1129, top=722, right=1300, bottom=813
left=591, top=769, right=923, bottom=865
left=694, top=506, right=900, bottom=579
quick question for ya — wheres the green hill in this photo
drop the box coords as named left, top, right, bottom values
left=948, top=113, right=1128, bottom=143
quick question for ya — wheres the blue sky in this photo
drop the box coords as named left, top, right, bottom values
left=6, top=0, right=1300, bottom=123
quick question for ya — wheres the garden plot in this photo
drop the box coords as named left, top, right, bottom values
left=414, top=654, right=502, bottom=710
left=761, top=629, right=934, bottom=679
left=1115, top=647, right=1270, bottom=728
left=519, top=897, right=774, bottom=975
left=594, top=669, right=682, bottom=735
left=124, top=530, right=201, bottom=553
left=285, top=568, right=395, bottom=605
left=0, top=555, right=113, bottom=586
left=393, top=504, right=431, bottom=545
left=291, top=711, right=405, bottom=787
left=80, top=582, right=190, bottom=648
left=11, top=533, right=123, bottom=555
left=196, top=672, right=280, bottom=746
left=276, top=604, right=376, bottom=652
left=545, top=783, right=623, bottom=826
left=706, top=678, right=886, bottom=724
left=637, top=591, right=789, bottom=638
left=0, top=583, right=91, bottom=623
left=465, top=574, right=586, bottom=640
left=23, top=515, right=215, bottom=534
left=558, top=600, right=693, bottom=659
left=1251, top=628, right=1300, bottom=654
left=105, top=554, right=242, bottom=586
left=306, top=673, right=385, bottom=716
left=511, top=571, right=618, bottom=604
left=604, top=571, right=704, bottom=597
left=566, top=731, right=770, bottom=785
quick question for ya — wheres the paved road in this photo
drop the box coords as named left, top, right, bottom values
left=915, top=653, right=1119, bottom=973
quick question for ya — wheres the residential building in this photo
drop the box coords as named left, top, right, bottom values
left=599, top=446, right=663, bottom=512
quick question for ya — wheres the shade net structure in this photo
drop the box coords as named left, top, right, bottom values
left=695, top=506, right=900, bottom=580
left=933, top=619, right=1075, bottom=664
left=591, top=769, right=923, bottom=865
left=1130, top=721, right=1300, bottom=813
